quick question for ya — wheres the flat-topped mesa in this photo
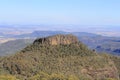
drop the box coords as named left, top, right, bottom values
left=33, top=34, right=79, bottom=45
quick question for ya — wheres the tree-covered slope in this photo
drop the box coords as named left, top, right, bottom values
left=0, top=34, right=119, bottom=80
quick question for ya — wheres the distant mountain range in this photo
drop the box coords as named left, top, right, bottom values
left=0, top=30, right=120, bottom=56
left=0, top=25, right=120, bottom=37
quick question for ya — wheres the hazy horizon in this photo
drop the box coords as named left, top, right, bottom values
left=0, top=24, right=120, bottom=37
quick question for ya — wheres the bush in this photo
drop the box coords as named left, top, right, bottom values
left=0, top=75, right=18, bottom=80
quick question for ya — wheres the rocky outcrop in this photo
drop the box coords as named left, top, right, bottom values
left=33, top=34, right=79, bottom=45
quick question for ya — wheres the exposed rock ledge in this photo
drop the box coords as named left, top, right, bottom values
left=33, top=34, right=79, bottom=45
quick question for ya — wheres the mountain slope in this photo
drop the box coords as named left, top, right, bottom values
left=0, top=39, right=34, bottom=56
left=0, top=34, right=119, bottom=80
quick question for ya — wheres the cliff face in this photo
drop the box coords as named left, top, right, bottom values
left=33, top=34, right=79, bottom=45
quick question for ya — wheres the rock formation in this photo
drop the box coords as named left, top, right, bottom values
left=33, top=34, right=79, bottom=45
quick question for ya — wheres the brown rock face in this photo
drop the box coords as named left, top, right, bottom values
left=33, top=34, right=79, bottom=45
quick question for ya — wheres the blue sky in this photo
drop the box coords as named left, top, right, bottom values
left=0, top=0, right=120, bottom=25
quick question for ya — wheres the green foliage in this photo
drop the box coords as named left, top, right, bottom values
left=29, top=72, right=67, bottom=80
left=0, top=41, right=119, bottom=80
left=68, top=75, right=79, bottom=80
left=106, top=78, right=118, bottom=80
left=0, top=75, right=18, bottom=80
left=109, top=56, right=120, bottom=78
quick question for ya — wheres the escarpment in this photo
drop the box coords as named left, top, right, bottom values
left=33, top=34, right=79, bottom=45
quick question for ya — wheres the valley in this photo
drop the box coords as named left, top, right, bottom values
left=0, top=38, right=16, bottom=44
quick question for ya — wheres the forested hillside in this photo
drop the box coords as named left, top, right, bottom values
left=0, top=34, right=119, bottom=80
